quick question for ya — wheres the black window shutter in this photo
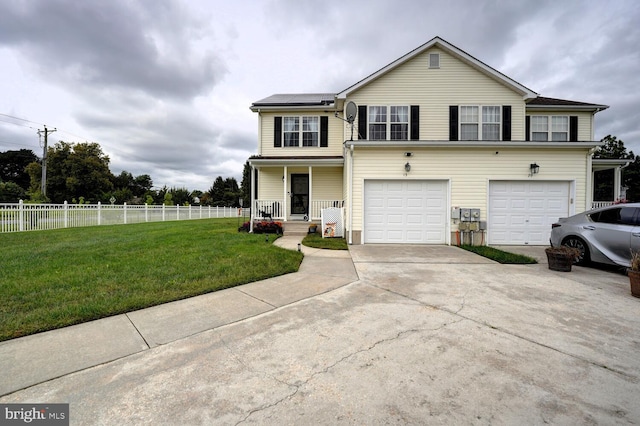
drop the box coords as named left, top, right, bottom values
left=358, top=105, right=367, bottom=140
left=502, top=106, right=511, bottom=141
left=525, top=116, right=530, bottom=141
left=449, top=106, right=458, bottom=141
left=410, top=105, right=420, bottom=140
left=569, top=116, right=578, bottom=141
left=274, top=117, right=282, bottom=147
left=320, top=116, right=328, bottom=147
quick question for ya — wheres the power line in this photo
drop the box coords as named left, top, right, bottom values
left=0, top=113, right=44, bottom=126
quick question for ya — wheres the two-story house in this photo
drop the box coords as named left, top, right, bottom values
left=249, top=36, right=610, bottom=246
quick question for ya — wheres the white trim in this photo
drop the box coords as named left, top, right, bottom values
left=345, top=140, right=603, bottom=149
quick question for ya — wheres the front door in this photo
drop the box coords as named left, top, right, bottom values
left=291, top=174, right=309, bottom=216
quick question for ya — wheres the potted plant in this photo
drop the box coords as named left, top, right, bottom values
left=308, top=223, right=318, bottom=234
left=545, top=245, right=580, bottom=272
left=628, top=251, right=640, bottom=298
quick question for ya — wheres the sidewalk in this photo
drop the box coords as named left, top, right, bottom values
left=0, top=236, right=358, bottom=397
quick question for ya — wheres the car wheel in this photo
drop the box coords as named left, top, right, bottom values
left=562, top=236, right=590, bottom=265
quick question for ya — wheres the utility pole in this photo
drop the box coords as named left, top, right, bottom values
left=37, top=125, right=56, bottom=197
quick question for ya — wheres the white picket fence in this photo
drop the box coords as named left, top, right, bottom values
left=0, top=200, right=243, bottom=233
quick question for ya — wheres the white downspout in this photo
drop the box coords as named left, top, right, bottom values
left=586, top=151, right=594, bottom=211
left=308, top=165, right=313, bottom=221
left=250, top=165, right=255, bottom=233
left=348, top=143, right=354, bottom=245
left=283, top=166, right=288, bottom=221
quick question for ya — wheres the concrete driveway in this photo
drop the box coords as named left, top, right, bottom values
left=1, top=243, right=639, bottom=424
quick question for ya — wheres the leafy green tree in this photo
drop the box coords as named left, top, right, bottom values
left=0, top=149, right=39, bottom=191
left=0, top=181, right=27, bottom=202
left=169, top=187, right=192, bottom=205
left=32, top=141, right=114, bottom=203
left=207, top=176, right=225, bottom=206
left=240, top=161, right=252, bottom=208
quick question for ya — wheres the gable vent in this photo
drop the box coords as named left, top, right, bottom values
left=429, top=53, right=440, bottom=69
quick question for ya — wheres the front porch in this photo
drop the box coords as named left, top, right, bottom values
left=254, top=199, right=344, bottom=222
left=591, top=158, right=631, bottom=209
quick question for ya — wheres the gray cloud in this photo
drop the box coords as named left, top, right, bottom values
left=0, top=0, right=225, bottom=100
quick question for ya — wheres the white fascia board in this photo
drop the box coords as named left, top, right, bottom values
left=250, top=104, right=336, bottom=113
left=344, top=140, right=604, bottom=149
left=249, top=158, right=344, bottom=167
left=526, top=104, right=609, bottom=112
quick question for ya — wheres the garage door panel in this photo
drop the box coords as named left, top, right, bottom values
left=489, top=181, right=569, bottom=245
left=387, top=199, right=403, bottom=209
left=364, top=180, right=447, bottom=244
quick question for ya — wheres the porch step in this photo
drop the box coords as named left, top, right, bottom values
left=283, top=221, right=313, bottom=237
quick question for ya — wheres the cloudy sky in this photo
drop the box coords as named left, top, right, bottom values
left=0, top=0, right=638, bottom=192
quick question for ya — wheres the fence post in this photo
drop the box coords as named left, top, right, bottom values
left=162, top=204, right=165, bottom=222
left=19, top=199, right=24, bottom=232
left=64, top=201, right=69, bottom=228
left=177, top=204, right=180, bottom=220
left=97, top=202, right=101, bottom=225
left=123, top=202, right=127, bottom=224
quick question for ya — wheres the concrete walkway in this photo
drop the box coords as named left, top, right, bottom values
left=0, top=236, right=356, bottom=397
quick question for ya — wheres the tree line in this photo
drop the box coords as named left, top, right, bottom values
left=0, top=141, right=252, bottom=206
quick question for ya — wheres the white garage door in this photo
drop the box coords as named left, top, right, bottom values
left=489, top=181, right=570, bottom=245
left=364, top=180, right=447, bottom=244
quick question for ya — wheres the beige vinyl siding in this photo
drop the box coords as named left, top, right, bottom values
left=259, top=111, right=343, bottom=157
left=256, top=167, right=285, bottom=201
left=345, top=48, right=525, bottom=141
left=349, top=147, right=590, bottom=232
left=526, top=110, right=594, bottom=141
left=311, top=167, right=343, bottom=200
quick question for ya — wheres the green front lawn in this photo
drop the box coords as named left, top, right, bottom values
left=0, top=219, right=303, bottom=341
left=302, top=232, right=348, bottom=250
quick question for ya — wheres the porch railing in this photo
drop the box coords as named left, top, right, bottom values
left=591, top=201, right=614, bottom=209
left=254, top=199, right=344, bottom=221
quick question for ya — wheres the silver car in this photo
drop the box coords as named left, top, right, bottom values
left=550, top=203, right=640, bottom=267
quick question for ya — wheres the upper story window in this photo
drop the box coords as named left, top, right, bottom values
left=459, top=105, right=501, bottom=140
left=369, top=106, right=409, bottom=140
left=530, top=115, right=568, bottom=141
left=282, top=116, right=319, bottom=147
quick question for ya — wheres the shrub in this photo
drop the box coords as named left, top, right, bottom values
left=239, top=221, right=283, bottom=234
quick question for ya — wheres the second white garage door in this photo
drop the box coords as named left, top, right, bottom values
left=364, top=180, right=447, bottom=244
left=489, top=181, right=570, bottom=245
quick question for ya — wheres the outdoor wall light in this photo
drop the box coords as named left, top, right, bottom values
left=529, top=163, right=540, bottom=176
left=404, top=162, right=411, bottom=172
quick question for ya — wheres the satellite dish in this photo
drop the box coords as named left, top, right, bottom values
left=345, top=101, right=357, bottom=124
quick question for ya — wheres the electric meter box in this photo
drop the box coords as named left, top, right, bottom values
left=460, top=208, right=471, bottom=222
left=451, top=207, right=461, bottom=220
left=470, top=208, right=480, bottom=222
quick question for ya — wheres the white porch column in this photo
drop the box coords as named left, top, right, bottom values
left=249, top=165, right=255, bottom=233
left=283, top=166, right=288, bottom=221
left=614, top=166, right=622, bottom=201
left=308, top=166, right=313, bottom=221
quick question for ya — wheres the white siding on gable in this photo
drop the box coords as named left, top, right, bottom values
left=345, top=48, right=525, bottom=141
